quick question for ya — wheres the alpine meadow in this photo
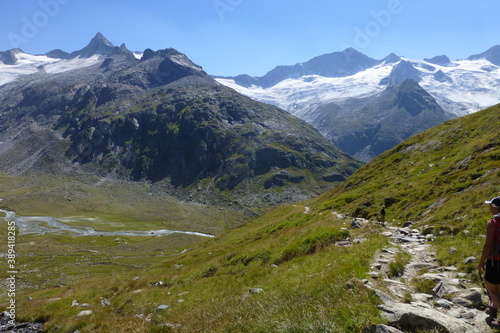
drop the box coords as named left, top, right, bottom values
left=1, top=99, right=499, bottom=331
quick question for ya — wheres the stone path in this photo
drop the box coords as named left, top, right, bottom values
left=365, top=223, right=493, bottom=333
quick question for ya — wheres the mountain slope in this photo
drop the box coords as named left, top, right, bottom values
left=0, top=33, right=361, bottom=210
left=11, top=104, right=500, bottom=332
left=315, top=103, right=500, bottom=226
left=311, top=80, right=455, bottom=161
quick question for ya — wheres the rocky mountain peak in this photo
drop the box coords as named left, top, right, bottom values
left=301, top=48, right=379, bottom=77
left=0, top=48, right=24, bottom=65
left=109, top=43, right=137, bottom=61
left=393, top=79, right=438, bottom=116
left=382, top=53, right=401, bottom=64
left=434, top=69, right=451, bottom=83
left=340, top=47, right=365, bottom=58
left=71, top=32, right=117, bottom=58
left=242, top=48, right=380, bottom=88
left=138, top=48, right=204, bottom=73
left=44, top=49, right=71, bottom=59
left=468, top=45, right=500, bottom=66
left=94, top=32, right=113, bottom=45
left=424, top=55, right=451, bottom=66
left=380, top=60, right=421, bottom=85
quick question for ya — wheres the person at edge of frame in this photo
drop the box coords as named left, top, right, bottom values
left=478, top=196, right=500, bottom=327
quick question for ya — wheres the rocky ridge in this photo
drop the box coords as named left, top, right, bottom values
left=310, top=79, right=454, bottom=162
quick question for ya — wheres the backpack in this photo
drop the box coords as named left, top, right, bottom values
left=491, top=214, right=500, bottom=261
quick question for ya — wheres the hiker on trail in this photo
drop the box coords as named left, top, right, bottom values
left=478, top=196, right=500, bottom=326
left=380, top=205, right=386, bottom=226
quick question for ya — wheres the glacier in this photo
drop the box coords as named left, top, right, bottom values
left=0, top=51, right=102, bottom=86
left=216, top=56, right=500, bottom=119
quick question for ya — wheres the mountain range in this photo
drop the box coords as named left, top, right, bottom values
left=0, top=33, right=361, bottom=210
left=217, top=46, right=500, bottom=161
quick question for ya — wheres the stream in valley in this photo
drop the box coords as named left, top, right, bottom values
left=0, top=203, right=214, bottom=238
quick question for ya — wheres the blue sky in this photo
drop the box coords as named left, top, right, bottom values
left=1, top=0, right=499, bottom=76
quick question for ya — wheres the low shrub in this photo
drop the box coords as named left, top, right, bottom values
left=388, top=251, right=411, bottom=278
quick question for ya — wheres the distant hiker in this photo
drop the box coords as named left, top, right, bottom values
left=380, top=205, right=386, bottom=227
left=351, top=218, right=362, bottom=229
left=478, top=196, right=500, bottom=327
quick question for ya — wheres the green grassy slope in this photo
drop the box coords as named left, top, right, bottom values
left=2, top=104, right=500, bottom=332
left=313, top=103, right=500, bottom=265
left=10, top=204, right=388, bottom=332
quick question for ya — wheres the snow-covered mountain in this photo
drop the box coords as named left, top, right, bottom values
left=217, top=47, right=500, bottom=119
left=216, top=47, right=500, bottom=161
left=0, top=33, right=144, bottom=87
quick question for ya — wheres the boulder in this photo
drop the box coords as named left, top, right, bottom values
left=435, top=299, right=453, bottom=309
left=249, top=288, right=264, bottom=294
left=463, top=257, right=476, bottom=265
left=402, top=221, right=413, bottom=228
left=432, top=281, right=459, bottom=298
left=370, top=288, right=395, bottom=305
left=379, top=302, right=480, bottom=333
left=101, top=298, right=111, bottom=306
left=76, top=310, right=93, bottom=317
left=451, top=297, right=473, bottom=308
left=335, top=240, right=352, bottom=247
left=406, top=263, right=436, bottom=270
left=462, top=290, right=483, bottom=308
left=410, top=293, right=432, bottom=302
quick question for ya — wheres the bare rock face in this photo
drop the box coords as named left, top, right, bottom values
left=313, top=80, right=454, bottom=162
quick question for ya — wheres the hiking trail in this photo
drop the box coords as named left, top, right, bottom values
left=364, top=221, right=491, bottom=333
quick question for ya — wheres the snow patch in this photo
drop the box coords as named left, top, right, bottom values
left=0, top=52, right=59, bottom=86
left=169, top=53, right=202, bottom=71
left=0, top=54, right=102, bottom=86
left=44, top=55, right=102, bottom=74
